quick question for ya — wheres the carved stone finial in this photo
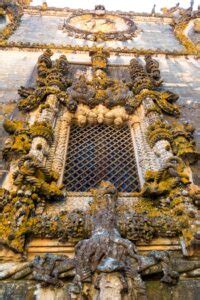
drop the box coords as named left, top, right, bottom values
left=151, top=4, right=156, bottom=15
left=95, top=4, right=106, bottom=15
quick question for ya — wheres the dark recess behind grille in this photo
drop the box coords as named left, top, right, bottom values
left=63, top=124, right=139, bottom=192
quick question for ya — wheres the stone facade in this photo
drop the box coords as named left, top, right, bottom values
left=0, top=2, right=199, bottom=300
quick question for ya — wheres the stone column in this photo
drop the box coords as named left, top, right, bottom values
left=143, top=97, right=174, bottom=166
left=97, top=273, right=124, bottom=300
left=2, top=95, right=58, bottom=189
left=51, top=110, right=72, bottom=185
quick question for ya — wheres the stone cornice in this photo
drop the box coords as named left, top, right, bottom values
left=24, top=6, right=173, bottom=22
left=0, top=42, right=197, bottom=57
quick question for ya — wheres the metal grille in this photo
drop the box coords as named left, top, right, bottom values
left=63, top=124, right=139, bottom=192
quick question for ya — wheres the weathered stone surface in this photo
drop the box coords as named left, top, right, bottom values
left=0, top=6, right=199, bottom=298
left=0, top=50, right=40, bottom=103
left=146, top=279, right=200, bottom=300
left=187, top=20, right=200, bottom=46
left=0, top=50, right=40, bottom=184
left=9, top=14, right=184, bottom=51
left=0, top=281, right=36, bottom=300
left=0, top=279, right=199, bottom=300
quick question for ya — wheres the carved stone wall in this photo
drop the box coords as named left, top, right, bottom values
left=0, top=3, right=199, bottom=300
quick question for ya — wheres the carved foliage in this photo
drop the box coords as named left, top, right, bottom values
left=147, top=120, right=200, bottom=163
left=3, top=119, right=54, bottom=160
left=141, top=157, right=190, bottom=198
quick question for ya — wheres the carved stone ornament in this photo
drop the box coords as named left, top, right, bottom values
left=0, top=49, right=199, bottom=300
left=62, top=6, right=138, bottom=42
left=0, top=182, right=182, bottom=299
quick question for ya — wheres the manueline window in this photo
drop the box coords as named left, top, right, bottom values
left=63, top=124, right=139, bottom=192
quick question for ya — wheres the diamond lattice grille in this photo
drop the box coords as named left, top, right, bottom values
left=63, top=124, right=139, bottom=192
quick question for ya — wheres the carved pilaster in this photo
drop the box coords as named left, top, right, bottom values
left=51, top=111, right=72, bottom=184
left=130, top=105, right=160, bottom=181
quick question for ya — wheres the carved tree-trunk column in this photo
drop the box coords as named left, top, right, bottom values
left=29, top=94, right=58, bottom=165
left=143, top=97, right=174, bottom=166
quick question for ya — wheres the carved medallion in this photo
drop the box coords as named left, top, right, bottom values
left=62, top=7, right=137, bottom=41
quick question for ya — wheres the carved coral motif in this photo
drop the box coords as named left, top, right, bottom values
left=172, top=121, right=200, bottom=164
left=145, top=54, right=163, bottom=86
left=129, top=59, right=153, bottom=94
left=18, top=50, right=70, bottom=114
